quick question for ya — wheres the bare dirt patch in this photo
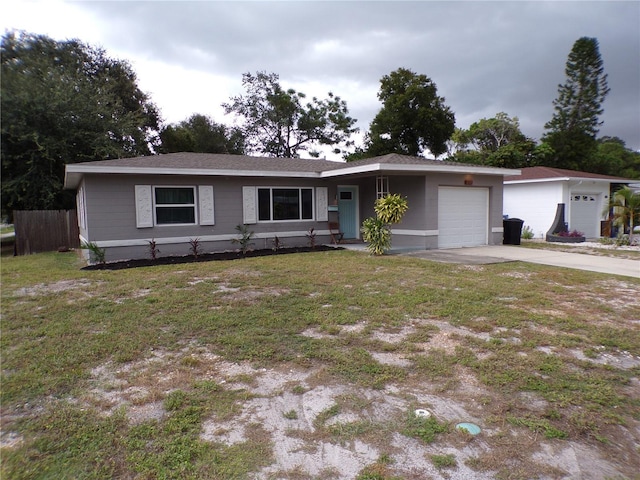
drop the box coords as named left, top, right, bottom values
left=13, top=279, right=97, bottom=297
left=72, top=329, right=637, bottom=480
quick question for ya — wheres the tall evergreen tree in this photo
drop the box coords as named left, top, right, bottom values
left=543, top=37, right=610, bottom=170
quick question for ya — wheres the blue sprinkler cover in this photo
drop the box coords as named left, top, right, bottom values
left=456, top=422, right=481, bottom=435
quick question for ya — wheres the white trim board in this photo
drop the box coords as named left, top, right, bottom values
left=391, top=229, right=439, bottom=237
left=322, top=163, right=520, bottom=178
left=65, top=162, right=521, bottom=189
left=89, top=230, right=331, bottom=248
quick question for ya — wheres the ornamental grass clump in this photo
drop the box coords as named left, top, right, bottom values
left=361, top=194, right=408, bottom=255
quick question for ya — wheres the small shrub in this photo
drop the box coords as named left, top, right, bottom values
left=188, top=238, right=201, bottom=258
left=374, top=194, right=408, bottom=224
left=615, top=234, right=631, bottom=246
left=272, top=236, right=284, bottom=251
left=521, top=225, right=534, bottom=239
left=148, top=238, right=160, bottom=260
left=361, top=217, right=391, bottom=255
left=232, top=224, right=254, bottom=254
left=80, top=241, right=106, bottom=265
left=598, top=237, right=616, bottom=246
left=362, top=194, right=409, bottom=255
left=598, top=235, right=634, bottom=246
left=306, top=227, right=316, bottom=249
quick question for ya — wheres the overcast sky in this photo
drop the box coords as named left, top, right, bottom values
left=3, top=0, right=640, bottom=159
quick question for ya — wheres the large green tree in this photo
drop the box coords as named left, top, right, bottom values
left=543, top=37, right=610, bottom=170
left=159, top=114, right=245, bottom=154
left=449, top=112, right=539, bottom=168
left=223, top=71, right=357, bottom=158
left=364, top=68, right=455, bottom=158
left=587, top=137, right=640, bottom=179
left=1, top=31, right=160, bottom=216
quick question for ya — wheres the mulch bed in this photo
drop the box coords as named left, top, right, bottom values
left=82, top=245, right=342, bottom=270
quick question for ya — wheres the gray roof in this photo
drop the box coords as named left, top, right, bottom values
left=504, top=166, right=633, bottom=183
left=64, top=152, right=521, bottom=188
left=69, top=152, right=344, bottom=173
left=344, top=153, right=475, bottom=168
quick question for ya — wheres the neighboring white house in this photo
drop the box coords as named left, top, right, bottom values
left=503, top=167, right=633, bottom=239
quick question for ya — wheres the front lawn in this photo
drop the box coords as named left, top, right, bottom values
left=2, top=250, right=639, bottom=479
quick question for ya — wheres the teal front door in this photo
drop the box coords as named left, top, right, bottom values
left=337, top=186, right=358, bottom=239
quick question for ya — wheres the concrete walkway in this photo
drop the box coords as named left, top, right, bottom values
left=401, top=245, right=640, bottom=279
left=340, top=243, right=639, bottom=278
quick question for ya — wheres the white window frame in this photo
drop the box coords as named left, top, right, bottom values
left=376, top=176, right=390, bottom=199
left=153, top=186, right=198, bottom=226
left=257, top=187, right=315, bottom=223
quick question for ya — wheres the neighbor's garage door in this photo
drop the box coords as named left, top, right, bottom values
left=570, top=193, right=598, bottom=238
left=438, top=187, right=489, bottom=248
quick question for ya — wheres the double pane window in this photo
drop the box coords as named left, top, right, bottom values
left=154, top=187, right=196, bottom=224
left=258, top=188, right=313, bottom=221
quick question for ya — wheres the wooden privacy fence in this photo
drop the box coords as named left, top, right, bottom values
left=13, top=210, right=80, bottom=255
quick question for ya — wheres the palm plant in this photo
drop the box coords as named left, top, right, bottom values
left=608, top=186, right=640, bottom=244
left=361, top=194, right=408, bottom=255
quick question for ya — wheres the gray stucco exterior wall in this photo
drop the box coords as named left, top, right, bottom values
left=82, top=174, right=336, bottom=262
left=350, top=172, right=504, bottom=250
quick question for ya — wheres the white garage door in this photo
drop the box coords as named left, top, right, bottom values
left=570, top=193, right=599, bottom=238
left=438, top=187, right=489, bottom=248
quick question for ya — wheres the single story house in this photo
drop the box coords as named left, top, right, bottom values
left=64, top=152, right=520, bottom=262
left=503, top=166, right=632, bottom=239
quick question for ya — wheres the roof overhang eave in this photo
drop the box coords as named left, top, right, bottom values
left=64, top=171, right=82, bottom=189
left=63, top=165, right=322, bottom=189
left=505, top=177, right=631, bottom=185
left=63, top=162, right=523, bottom=189
left=320, top=163, right=520, bottom=178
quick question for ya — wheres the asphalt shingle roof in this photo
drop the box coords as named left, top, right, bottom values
left=504, top=166, right=632, bottom=183
left=68, top=152, right=490, bottom=173
left=73, top=152, right=345, bottom=173
left=64, top=152, right=521, bottom=189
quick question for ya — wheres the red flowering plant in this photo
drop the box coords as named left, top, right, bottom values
left=557, top=229, right=584, bottom=238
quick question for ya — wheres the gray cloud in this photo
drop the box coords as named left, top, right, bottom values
left=53, top=1, right=640, bottom=151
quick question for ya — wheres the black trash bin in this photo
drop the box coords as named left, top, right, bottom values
left=503, top=218, right=524, bottom=245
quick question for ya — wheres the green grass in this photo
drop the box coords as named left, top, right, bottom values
left=430, top=453, right=457, bottom=470
left=402, top=411, right=450, bottom=443
left=2, top=249, right=639, bottom=478
left=507, top=415, right=568, bottom=439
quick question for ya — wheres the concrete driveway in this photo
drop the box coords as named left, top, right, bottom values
left=401, top=245, right=640, bottom=279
